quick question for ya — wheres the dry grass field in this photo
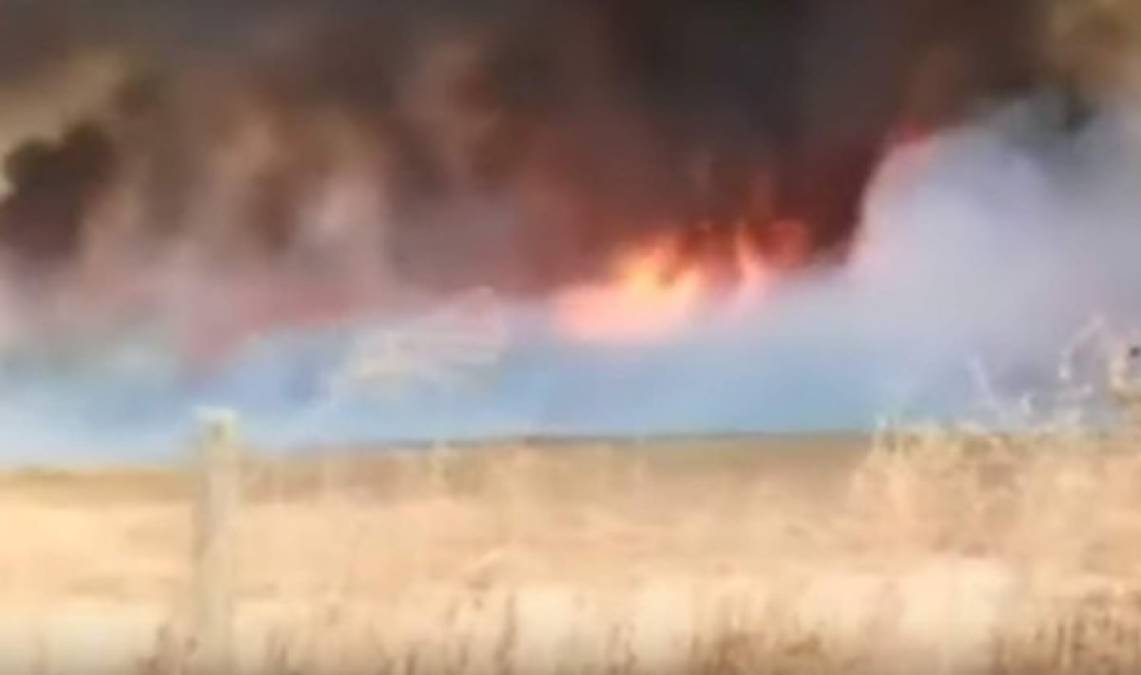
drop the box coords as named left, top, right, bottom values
left=4, top=428, right=1141, bottom=674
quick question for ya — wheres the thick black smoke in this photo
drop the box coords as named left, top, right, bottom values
left=0, top=0, right=1053, bottom=302
left=0, top=123, right=114, bottom=268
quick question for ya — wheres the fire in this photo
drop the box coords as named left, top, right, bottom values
left=553, top=228, right=771, bottom=344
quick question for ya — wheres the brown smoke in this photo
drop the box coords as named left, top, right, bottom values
left=0, top=0, right=1089, bottom=339
left=1047, top=0, right=1141, bottom=104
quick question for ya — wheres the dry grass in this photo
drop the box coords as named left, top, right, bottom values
left=5, top=429, right=1141, bottom=674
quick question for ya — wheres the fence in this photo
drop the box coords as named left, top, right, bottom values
left=191, top=410, right=241, bottom=675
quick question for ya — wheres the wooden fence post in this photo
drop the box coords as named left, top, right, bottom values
left=192, top=408, right=241, bottom=675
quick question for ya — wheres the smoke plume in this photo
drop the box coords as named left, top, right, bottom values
left=0, top=0, right=1138, bottom=457
left=0, top=1, right=1046, bottom=295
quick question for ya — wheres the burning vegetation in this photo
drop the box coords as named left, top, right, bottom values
left=0, top=0, right=1079, bottom=358
left=552, top=227, right=773, bottom=344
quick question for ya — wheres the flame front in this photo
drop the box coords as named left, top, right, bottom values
left=553, top=229, right=771, bottom=345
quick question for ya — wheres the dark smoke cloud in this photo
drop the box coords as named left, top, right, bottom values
left=0, top=1, right=1140, bottom=457
left=0, top=123, right=115, bottom=267
left=0, top=0, right=1055, bottom=310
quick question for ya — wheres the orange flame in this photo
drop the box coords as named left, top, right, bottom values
left=553, top=228, right=771, bottom=344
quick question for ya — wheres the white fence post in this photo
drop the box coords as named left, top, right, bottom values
left=192, top=408, right=241, bottom=675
